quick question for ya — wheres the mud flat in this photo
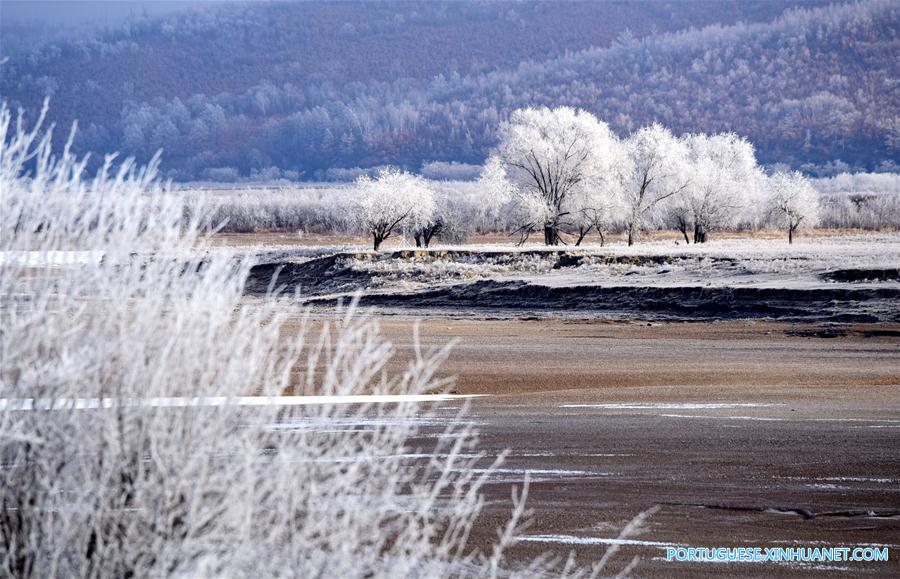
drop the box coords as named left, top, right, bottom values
left=367, top=318, right=900, bottom=576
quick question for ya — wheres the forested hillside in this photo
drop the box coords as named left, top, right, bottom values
left=2, top=0, right=896, bottom=181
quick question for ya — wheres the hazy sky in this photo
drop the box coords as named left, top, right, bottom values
left=1, top=1, right=233, bottom=27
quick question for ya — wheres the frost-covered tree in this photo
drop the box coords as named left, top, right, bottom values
left=622, top=124, right=690, bottom=246
left=765, top=170, right=820, bottom=243
left=674, top=132, right=764, bottom=243
left=420, top=186, right=476, bottom=246
left=476, top=156, right=516, bottom=230
left=412, top=218, right=442, bottom=248
left=569, top=192, right=621, bottom=246
left=353, top=167, right=436, bottom=250
left=488, top=107, right=622, bottom=245
left=567, top=144, right=629, bottom=246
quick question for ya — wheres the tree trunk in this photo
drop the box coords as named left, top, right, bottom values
left=543, top=225, right=559, bottom=246
left=373, top=234, right=383, bottom=251
left=675, top=215, right=690, bottom=244
left=627, top=224, right=635, bottom=247
left=574, top=226, right=589, bottom=246
left=598, top=229, right=605, bottom=247
left=423, top=226, right=437, bottom=248
left=788, top=227, right=794, bottom=244
left=414, top=232, right=423, bottom=248
left=693, top=224, right=707, bottom=244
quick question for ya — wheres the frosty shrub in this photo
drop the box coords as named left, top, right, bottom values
left=814, top=172, right=900, bottom=230
left=818, top=191, right=900, bottom=230
left=0, top=103, right=610, bottom=577
left=190, top=186, right=356, bottom=234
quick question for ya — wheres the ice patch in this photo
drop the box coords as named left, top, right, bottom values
left=561, top=403, right=780, bottom=410
left=302, top=452, right=483, bottom=464
left=820, top=476, right=897, bottom=484
left=660, top=414, right=785, bottom=421
left=661, top=414, right=900, bottom=424
left=779, top=476, right=898, bottom=485
left=0, top=394, right=483, bottom=412
left=448, top=467, right=618, bottom=484
left=808, top=418, right=900, bottom=423
left=513, top=451, right=634, bottom=458
left=518, top=534, right=681, bottom=548
left=270, top=415, right=476, bottom=431
left=455, top=467, right=614, bottom=477
left=804, top=483, right=843, bottom=490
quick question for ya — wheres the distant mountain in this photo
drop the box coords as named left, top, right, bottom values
left=0, top=1, right=225, bottom=53
left=2, top=0, right=895, bottom=181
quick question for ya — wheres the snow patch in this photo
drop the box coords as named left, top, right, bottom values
left=0, top=250, right=105, bottom=267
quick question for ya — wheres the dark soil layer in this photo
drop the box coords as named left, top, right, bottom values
left=247, top=253, right=900, bottom=322
left=351, top=281, right=900, bottom=323
left=245, top=255, right=373, bottom=296
left=822, top=268, right=900, bottom=282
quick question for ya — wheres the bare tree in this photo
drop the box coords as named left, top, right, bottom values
left=475, top=156, right=518, bottom=234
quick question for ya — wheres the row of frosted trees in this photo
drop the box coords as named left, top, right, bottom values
left=354, top=107, right=820, bottom=249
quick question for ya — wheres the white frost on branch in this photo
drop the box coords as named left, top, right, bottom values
left=487, top=106, right=623, bottom=245
left=765, top=170, right=821, bottom=243
left=672, top=132, right=765, bottom=243
left=353, top=166, right=436, bottom=250
left=621, top=123, right=690, bottom=246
